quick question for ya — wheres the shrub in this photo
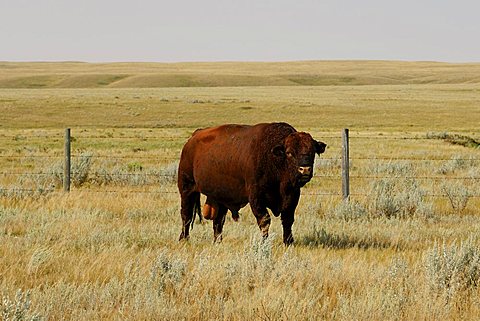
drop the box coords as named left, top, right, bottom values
left=424, top=237, right=480, bottom=299
left=248, top=234, right=274, bottom=269
left=158, top=161, right=178, bottom=185
left=426, top=132, right=480, bottom=149
left=441, top=181, right=472, bottom=213
left=369, top=178, right=431, bottom=219
left=0, top=185, right=52, bottom=200
left=426, top=131, right=449, bottom=140
left=436, top=155, right=469, bottom=175
left=45, top=152, right=93, bottom=187
left=90, top=161, right=178, bottom=187
left=1, top=289, right=42, bottom=321
left=366, top=161, right=433, bottom=219
left=150, top=251, right=187, bottom=294
left=333, top=200, right=368, bottom=221
left=71, top=153, right=93, bottom=187
left=127, top=162, right=143, bottom=172
left=368, top=161, right=414, bottom=177
left=315, top=156, right=341, bottom=171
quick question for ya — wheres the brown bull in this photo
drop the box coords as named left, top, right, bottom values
left=177, top=122, right=326, bottom=245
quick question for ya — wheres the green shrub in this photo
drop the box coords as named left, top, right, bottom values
left=127, top=162, right=143, bottom=172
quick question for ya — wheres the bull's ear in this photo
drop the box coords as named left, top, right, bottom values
left=315, top=141, right=326, bottom=155
left=272, top=145, right=285, bottom=157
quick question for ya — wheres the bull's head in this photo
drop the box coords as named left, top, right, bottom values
left=272, top=132, right=326, bottom=187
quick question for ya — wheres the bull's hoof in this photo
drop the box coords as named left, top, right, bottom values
left=283, top=236, right=294, bottom=246
left=179, top=233, right=189, bottom=241
left=213, top=235, right=223, bottom=244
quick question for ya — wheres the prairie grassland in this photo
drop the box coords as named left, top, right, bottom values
left=1, top=84, right=480, bottom=131
left=1, top=61, right=480, bottom=320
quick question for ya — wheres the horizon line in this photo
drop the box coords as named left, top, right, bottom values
left=2, top=59, right=480, bottom=65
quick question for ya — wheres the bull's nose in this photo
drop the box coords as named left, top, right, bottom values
left=298, top=166, right=312, bottom=175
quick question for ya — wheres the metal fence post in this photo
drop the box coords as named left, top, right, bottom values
left=342, top=128, right=350, bottom=200
left=64, top=128, right=71, bottom=192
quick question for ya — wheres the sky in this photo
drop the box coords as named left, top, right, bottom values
left=1, top=0, right=479, bottom=63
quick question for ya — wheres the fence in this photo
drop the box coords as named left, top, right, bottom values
left=0, top=128, right=479, bottom=202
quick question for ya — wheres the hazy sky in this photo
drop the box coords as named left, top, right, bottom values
left=1, top=0, right=479, bottom=62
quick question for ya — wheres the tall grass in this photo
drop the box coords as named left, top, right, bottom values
left=2, top=198, right=480, bottom=319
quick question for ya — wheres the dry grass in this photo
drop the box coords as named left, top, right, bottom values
left=2, top=192, right=480, bottom=320
left=1, top=61, right=480, bottom=320
left=1, top=84, right=480, bottom=132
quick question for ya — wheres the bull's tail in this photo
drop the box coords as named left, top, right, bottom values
left=191, top=192, right=202, bottom=230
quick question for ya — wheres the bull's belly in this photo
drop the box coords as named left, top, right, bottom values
left=195, top=176, right=248, bottom=211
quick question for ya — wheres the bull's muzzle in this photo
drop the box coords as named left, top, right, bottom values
left=297, top=166, right=313, bottom=186
left=298, top=166, right=312, bottom=176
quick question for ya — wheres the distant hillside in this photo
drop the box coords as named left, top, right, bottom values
left=1, top=61, right=480, bottom=88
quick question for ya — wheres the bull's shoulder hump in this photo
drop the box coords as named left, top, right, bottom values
left=192, top=124, right=252, bottom=137
left=255, top=122, right=297, bottom=138
left=264, top=122, right=296, bottom=132
left=189, top=123, right=295, bottom=142
left=187, top=124, right=251, bottom=146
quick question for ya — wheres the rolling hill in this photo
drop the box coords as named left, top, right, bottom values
left=1, top=60, right=480, bottom=88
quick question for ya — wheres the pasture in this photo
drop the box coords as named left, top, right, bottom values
left=1, top=61, right=480, bottom=320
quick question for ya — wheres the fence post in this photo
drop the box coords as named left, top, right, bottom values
left=342, top=128, right=350, bottom=200
left=64, top=128, right=71, bottom=192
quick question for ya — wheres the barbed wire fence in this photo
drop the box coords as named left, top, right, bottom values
left=1, top=128, right=479, bottom=202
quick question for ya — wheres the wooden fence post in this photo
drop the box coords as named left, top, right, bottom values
left=342, top=128, right=350, bottom=200
left=64, top=128, right=71, bottom=192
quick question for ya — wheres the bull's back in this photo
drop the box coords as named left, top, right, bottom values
left=193, top=124, right=255, bottom=179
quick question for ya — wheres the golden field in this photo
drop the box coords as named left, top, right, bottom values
left=1, top=61, right=480, bottom=320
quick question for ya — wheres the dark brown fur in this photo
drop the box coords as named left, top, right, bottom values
left=177, top=122, right=326, bottom=245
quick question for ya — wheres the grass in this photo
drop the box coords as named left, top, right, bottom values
left=2, top=200, right=480, bottom=320
left=1, top=82, right=480, bottom=132
left=1, top=61, right=480, bottom=320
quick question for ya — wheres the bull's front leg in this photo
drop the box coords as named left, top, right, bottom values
left=280, top=213, right=294, bottom=245
left=249, top=197, right=271, bottom=239
left=280, top=189, right=300, bottom=246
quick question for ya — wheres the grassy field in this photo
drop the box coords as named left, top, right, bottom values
left=1, top=61, right=480, bottom=320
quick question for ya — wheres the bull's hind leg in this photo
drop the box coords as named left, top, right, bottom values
left=213, top=204, right=228, bottom=243
left=179, top=191, right=200, bottom=241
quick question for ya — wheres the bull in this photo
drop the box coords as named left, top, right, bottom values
left=177, top=122, right=326, bottom=245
